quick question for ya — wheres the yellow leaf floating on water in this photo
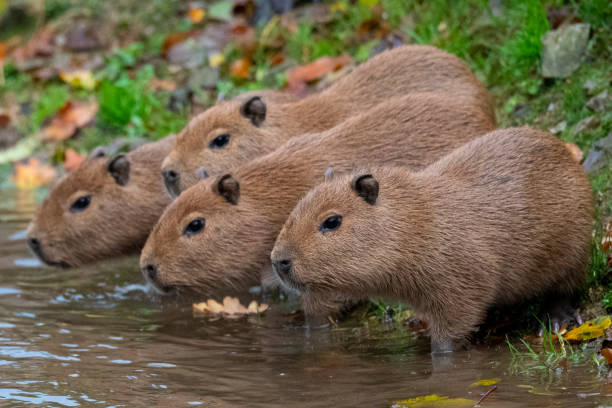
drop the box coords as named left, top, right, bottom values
left=471, top=378, right=500, bottom=386
left=193, top=296, right=269, bottom=318
left=59, top=70, right=98, bottom=90
left=564, top=316, right=611, bottom=342
left=391, top=395, right=474, bottom=408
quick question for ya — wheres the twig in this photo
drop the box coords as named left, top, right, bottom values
left=475, top=386, right=497, bottom=407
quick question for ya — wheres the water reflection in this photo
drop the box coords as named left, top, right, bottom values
left=0, top=188, right=610, bottom=407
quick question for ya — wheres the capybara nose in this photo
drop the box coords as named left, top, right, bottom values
left=162, top=169, right=181, bottom=198
left=143, top=264, right=158, bottom=283
left=273, top=259, right=292, bottom=277
left=27, top=237, right=42, bottom=257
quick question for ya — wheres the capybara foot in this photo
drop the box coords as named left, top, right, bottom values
left=539, top=297, right=582, bottom=336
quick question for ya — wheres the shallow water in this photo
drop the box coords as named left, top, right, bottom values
left=0, top=189, right=611, bottom=407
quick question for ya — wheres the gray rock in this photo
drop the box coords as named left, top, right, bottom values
left=583, top=79, right=598, bottom=94
left=583, top=132, right=612, bottom=174
left=572, top=115, right=600, bottom=136
left=550, top=120, right=567, bottom=134
left=541, top=23, right=590, bottom=78
left=587, top=90, right=610, bottom=112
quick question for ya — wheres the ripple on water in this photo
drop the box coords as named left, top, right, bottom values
left=13, top=258, right=44, bottom=268
left=0, top=288, right=22, bottom=296
left=0, top=388, right=80, bottom=407
left=0, top=346, right=80, bottom=361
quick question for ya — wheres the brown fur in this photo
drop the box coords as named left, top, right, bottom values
left=140, top=92, right=495, bottom=295
left=271, top=127, right=593, bottom=350
left=26, top=135, right=175, bottom=267
left=161, top=45, right=496, bottom=196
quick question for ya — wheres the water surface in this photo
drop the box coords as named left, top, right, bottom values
left=0, top=189, right=610, bottom=407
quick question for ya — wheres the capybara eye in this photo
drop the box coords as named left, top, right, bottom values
left=183, top=218, right=206, bottom=237
left=70, top=195, right=91, bottom=213
left=319, top=215, right=343, bottom=233
left=209, top=133, right=230, bottom=149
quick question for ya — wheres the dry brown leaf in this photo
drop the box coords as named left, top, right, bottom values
left=64, top=148, right=85, bottom=171
left=43, top=101, right=98, bottom=141
left=207, top=299, right=224, bottom=313
left=11, top=27, right=55, bottom=63
left=0, top=114, right=10, bottom=127
left=13, top=158, right=56, bottom=189
left=287, top=54, right=351, bottom=93
left=565, top=142, right=583, bottom=163
left=602, top=339, right=612, bottom=364
left=161, top=29, right=202, bottom=57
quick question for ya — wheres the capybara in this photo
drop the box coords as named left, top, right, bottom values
left=270, top=127, right=593, bottom=353
left=27, top=135, right=175, bottom=267
left=161, top=45, right=496, bottom=197
left=140, top=92, right=496, bottom=295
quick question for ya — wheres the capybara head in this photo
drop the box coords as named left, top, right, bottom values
left=161, top=93, right=287, bottom=198
left=140, top=174, right=270, bottom=294
left=271, top=171, right=387, bottom=309
left=27, top=140, right=172, bottom=267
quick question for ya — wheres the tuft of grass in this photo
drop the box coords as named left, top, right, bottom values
left=97, top=65, right=186, bottom=139
left=30, top=85, right=70, bottom=132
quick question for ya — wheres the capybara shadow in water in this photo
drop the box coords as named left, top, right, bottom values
left=139, top=92, right=495, bottom=295
left=270, top=127, right=593, bottom=353
left=161, top=45, right=496, bottom=197
left=27, top=136, right=175, bottom=268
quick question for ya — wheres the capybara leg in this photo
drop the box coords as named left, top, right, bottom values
left=539, top=295, right=582, bottom=336
left=430, top=337, right=454, bottom=354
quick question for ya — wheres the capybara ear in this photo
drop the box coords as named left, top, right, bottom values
left=216, top=174, right=240, bottom=205
left=324, top=167, right=335, bottom=181
left=240, top=96, right=266, bottom=127
left=107, top=155, right=131, bottom=186
left=351, top=174, right=379, bottom=205
left=90, top=146, right=107, bottom=158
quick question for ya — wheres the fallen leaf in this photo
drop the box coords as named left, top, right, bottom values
left=188, top=7, right=206, bottom=23
left=471, top=378, right=500, bottom=387
left=43, top=101, right=98, bottom=141
left=64, top=148, right=84, bottom=171
left=209, top=0, right=233, bottom=21
left=59, top=70, right=98, bottom=90
left=149, top=77, right=178, bottom=92
left=601, top=339, right=612, bottom=365
left=209, top=52, right=225, bottom=67
left=0, top=113, right=9, bottom=127
left=162, top=29, right=202, bottom=57
left=564, top=316, right=611, bottom=342
left=329, top=1, right=348, bottom=13
left=230, top=58, right=251, bottom=79
left=359, top=0, right=380, bottom=6
left=517, top=385, right=555, bottom=396
left=287, top=54, right=351, bottom=92
left=565, top=142, right=583, bottom=163
left=11, top=26, right=55, bottom=63
left=193, top=297, right=269, bottom=318
left=391, top=394, right=473, bottom=408
left=13, top=158, right=56, bottom=189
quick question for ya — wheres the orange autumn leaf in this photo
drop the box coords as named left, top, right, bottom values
left=287, top=54, right=351, bottom=92
left=230, top=58, right=251, bottom=79
left=64, top=148, right=85, bottom=171
left=161, top=29, right=201, bottom=56
left=188, top=7, right=206, bottom=23
left=564, top=142, right=583, bottom=163
left=43, top=101, right=98, bottom=141
left=14, top=158, right=56, bottom=189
